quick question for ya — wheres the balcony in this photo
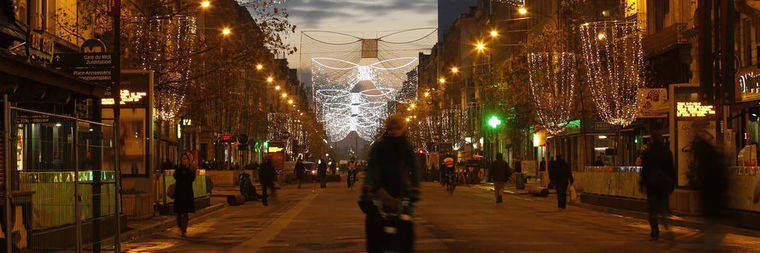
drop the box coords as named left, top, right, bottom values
left=642, top=23, right=693, bottom=58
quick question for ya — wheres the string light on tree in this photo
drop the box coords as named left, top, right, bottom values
left=527, top=52, right=578, bottom=135
left=579, top=20, right=645, bottom=127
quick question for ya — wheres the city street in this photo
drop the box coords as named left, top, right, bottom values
left=123, top=183, right=760, bottom=252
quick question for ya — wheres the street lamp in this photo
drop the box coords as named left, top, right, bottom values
left=410, top=103, right=416, bottom=109
left=288, top=99, right=294, bottom=104
left=489, top=30, right=499, bottom=38
left=518, top=6, right=528, bottom=15
left=221, top=27, right=231, bottom=36
left=475, top=42, right=486, bottom=52
left=451, top=66, right=459, bottom=74
left=201, top=1, right=211, bottom=8
left=424, top=92, right=430, bottom=97
left=596, top=32, right=607, bottom=40
left=256, top=64, right=263, bottom=70
left=275, top=85, right=281, bottom=90
left=439, top=77, right=446, bottom=84
left=281, top=92, right=287, bottom=98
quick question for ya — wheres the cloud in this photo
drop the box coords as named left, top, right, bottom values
left=283, top=0, right=436, bottom=28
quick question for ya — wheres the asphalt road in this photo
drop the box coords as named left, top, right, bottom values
left=123, top=182, right=760, bottom=252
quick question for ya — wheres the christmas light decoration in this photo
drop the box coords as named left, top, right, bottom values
left=311, top=57, right=418, bottom=142
left=527, top=52, right=577, bottom=135
left=580, top=20, right=645, bottom=126
left=302, top=29, right=436, bottom=142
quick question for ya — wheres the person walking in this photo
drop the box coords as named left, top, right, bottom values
left=294, top=158, right=305, bottom=189
left=173, top=153, right=196, bottom=237
left=549, top=155, right=573, bottom=210
left=318, top=159, right=328, bottom=188
left=259, top=158, right=277, bottom=206
left=361, top=115, right=420, bottom=253
left=489, top=153, right=512, bottom=203
left=639, top=134, right=675, bottom=241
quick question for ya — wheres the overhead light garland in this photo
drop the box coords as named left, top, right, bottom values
left=527, top=52, right=578, bottom=135
left=579, top=20, right=645, bottom=127
left=312, top=57, right=418, bottom=142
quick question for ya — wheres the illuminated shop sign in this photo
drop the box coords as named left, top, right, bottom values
left=101, top=89, right=148, bottom=105
left=676, top=102, right=716, bottom=118
left=737, top=69, right=760, bottom=102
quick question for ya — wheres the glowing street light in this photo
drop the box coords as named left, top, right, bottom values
left=281, top=93, right=287, bottom=98
left=288, top=99, right=294, bottom=104
left=201, top=1, right=211, bottom=8
left=410, top=103, right=416, bottom=109
left=518, top=6, right=528, bottom=15
left=256, top=64, right=263, bottom=70
left=597, top=32, right=607, bottom=40
left=490, top=30, right=499, bottom=37
left=267, top=76, right=274, bottom=83
left=424, top=92, right=430, bottom=97
left=275, top=85, right=281, bottom=90
left=221, top=27, right=231, bottom=36
left=475, top=42, right=486, bottom=52
left=439, top=77, right=446, bottom=84
left=451, top=67, right=459, bottom=73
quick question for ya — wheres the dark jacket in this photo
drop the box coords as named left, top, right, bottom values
left=259, top=160, right=276, bottom=186
left=364, top=135, right=420, bottom=198
left=294, top=161, right=305, bottom=178
left=639, top=140, right=675, bottom=194
left=318, top=163, right=327, bottom=177
left=549, top=159, right=573, bottom=186
left=489, top=158, right=511, bottom=182
left=173, top=166, right=196, bottom=213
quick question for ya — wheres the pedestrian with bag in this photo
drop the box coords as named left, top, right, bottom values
left=259, top=158, right=277, bottom=206
left=360, top=115, right=420, bottom=253
left=172, top=153, right=196, bottom=237
left=639, top=133, right=675, bottom=241
left=549, top=155, right=573, bottom=210
left=489, top=153, right=512, bottom=203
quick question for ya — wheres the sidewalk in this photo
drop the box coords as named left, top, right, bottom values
left=120, top=196, right=229, bottom=243
left=470, top=182, right=760, bottom=237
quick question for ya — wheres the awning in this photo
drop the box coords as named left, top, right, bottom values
left=0, top=53, right=106, bottom=97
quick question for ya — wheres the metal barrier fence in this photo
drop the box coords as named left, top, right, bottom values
left=3, top=100, right=120, bottom=252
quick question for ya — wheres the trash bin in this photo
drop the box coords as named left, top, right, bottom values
left=515, top=173, right=526, bottom=190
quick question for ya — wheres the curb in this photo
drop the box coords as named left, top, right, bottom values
left=121, top=203, right=228, bottom=242
left=473, top=184, right=710, bottom=230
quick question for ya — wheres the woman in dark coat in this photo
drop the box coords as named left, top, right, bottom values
left=174, top=153, right=196, bottom=237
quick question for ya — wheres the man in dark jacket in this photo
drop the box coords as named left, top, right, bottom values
left=639, top=134, right=675, bottom=241
left=549, top=156, right=573, bottom=210
left=489, top=153, right=511, bottom=203
left=362, top=115, right=420, bottom=253
left=294, top=158, right=305, bottom=189
left=259, top=158, right=277, bottom=206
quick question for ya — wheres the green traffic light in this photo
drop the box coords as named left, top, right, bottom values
left=488, top=115, right=502, bottom=129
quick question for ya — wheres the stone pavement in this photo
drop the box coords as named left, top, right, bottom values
left=122, top=182, right=760, bottom=252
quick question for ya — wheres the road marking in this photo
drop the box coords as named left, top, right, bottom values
left=230, top=192, right=318, bottom=252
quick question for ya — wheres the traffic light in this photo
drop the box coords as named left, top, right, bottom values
left=488, top=115, right=502, bottom=129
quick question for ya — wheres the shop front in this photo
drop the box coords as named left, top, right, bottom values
left=1, top=53, right=123, bottom=250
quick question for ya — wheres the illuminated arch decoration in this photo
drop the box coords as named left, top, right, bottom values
left=312, top=57, right=418, bottom=142
left=302, top=28, right=436, bottom=142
